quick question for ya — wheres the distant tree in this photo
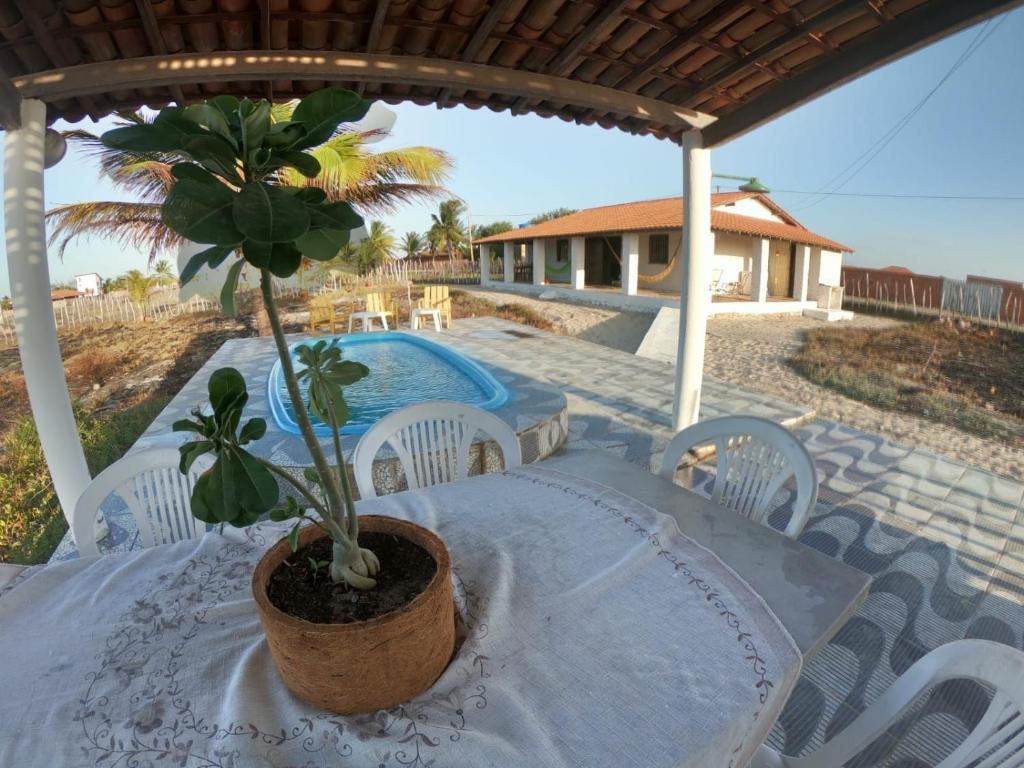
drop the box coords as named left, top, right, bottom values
left=1, top=296, right=11, bottom=311
left=429, top=199, right=468, bottom=262
left=122, top=269, right=160, bottom=317
left=473, top=220, right=514, bottom=240
left=357, top=222, right=397, bottom=271
left=401, top=231, right=425, bottom=260
left=152, top=259, right=177, bottom=285
left=529, top=207, right=577, bottom=225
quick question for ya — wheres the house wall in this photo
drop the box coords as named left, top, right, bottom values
left=712, top=197, right=784, bottom=223
left=637, top=229, right=754, bottom=293
left=544, top=237, right=572, bottom=283
left=817, top=250, right=843, bottom=294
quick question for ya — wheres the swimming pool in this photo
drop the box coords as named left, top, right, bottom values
left=267, top=332, right=510, bottom=436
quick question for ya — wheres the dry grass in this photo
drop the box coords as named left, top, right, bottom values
left=791, top=319, right=1024, bottom=443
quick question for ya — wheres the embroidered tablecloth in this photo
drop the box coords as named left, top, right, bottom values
left=0, top=466, right=801, bottom=767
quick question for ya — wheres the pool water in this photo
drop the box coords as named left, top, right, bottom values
left=267, top=332, right=509, bottom=435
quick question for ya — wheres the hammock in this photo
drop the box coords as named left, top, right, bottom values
left=597, top=235, right=682, bottom=285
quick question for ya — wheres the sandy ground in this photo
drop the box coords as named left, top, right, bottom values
left=468, top=288, right=1024, bottom=481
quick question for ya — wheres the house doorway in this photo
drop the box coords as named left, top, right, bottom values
left=767, top=242, right=796, bottom=298
left=584, top=236, right=622, bottom=287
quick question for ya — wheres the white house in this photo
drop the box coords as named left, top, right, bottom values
left=476, top=193, right=852, bottom=315
left=74, top=272, right=102, bottom=296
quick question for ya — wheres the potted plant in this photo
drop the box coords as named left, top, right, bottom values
left=101, top=89, right=454, bottom=714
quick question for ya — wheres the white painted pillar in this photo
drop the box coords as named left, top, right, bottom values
left=503, top=242, right=514, bottom=282
left=795, top=244, right=810, bottom=302
left=570, top=236, right=585, bottom=290
left=621, top=233, right=639, bottom=296
left=5, top=99, right=92, bottom=525
left=532, top=238, right=545, bottom=286
left=479, top=244, right=491, bottom=284
left=672, top=130, right=712, bottom=431
left=751, top=237, right=770, bottom=302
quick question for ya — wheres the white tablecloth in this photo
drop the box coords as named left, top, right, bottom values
left=0, top=466, right=801, bottom=767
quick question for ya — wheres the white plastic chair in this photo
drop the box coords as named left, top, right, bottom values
left=72, top=447, right=212, bottom=557
left=659, top=415, right=817, bottom=539
left=754, top=639, right=1024, bottom=767
left=352, top=401, right=522, bottom=499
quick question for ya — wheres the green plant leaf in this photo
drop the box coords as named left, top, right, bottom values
left=324, top=359, right=370, bottom=386
left=268, top=150, right=321, bottom=178
left=232, top=447, right=279, bottom=515
left=309, top=200, right=364, bottom=231
left=208, top=367, right=247, bottom=414
left=295, top=227, right=349, bottom=261
left=263, top=122, right=307, bottom=149
left=288, top=522, right=301, bottom=552
left=182, top=103, right=235, bottom=146
left=267, top=242, right=303, bottom=278
left=294, top=187, right=327, bottom=205
left=180, top=244, right=232, bottom=285
left=101, top=120, right=200, bottom=153
left=162, top=177, right=243, bottom=245
left=291, top=88, right=369, bottom=149
left=238, top=417, right=267, bottom=444
left=233, top=182, right=310, bottom=243
left=241, top=239, right=272, bottom=269
left=220, top=259, right=246, bottom=317
left=172, top=417, right=205, bottom=434
left=178, top=440, right=214, bottom=473
left=241, top=100, right=271, bottom=159
left=190, top=470, right=221, bottom=524
left=208, top=95, right=241, bottom=124
left=181, top=135, right=243, bottom=184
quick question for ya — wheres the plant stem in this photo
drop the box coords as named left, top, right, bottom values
left=327, top=406, right=360, bottom=541
left=258, top=270, right=350, bottom=544
left=254, top=457, right=331, bottom=520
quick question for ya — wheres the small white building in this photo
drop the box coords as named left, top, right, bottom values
left=74, top=272, right=103, bottom=296
left=476, top=193, right=852, bottom=315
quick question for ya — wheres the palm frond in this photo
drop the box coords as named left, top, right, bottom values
left=45, top=201, right=184, bottom=264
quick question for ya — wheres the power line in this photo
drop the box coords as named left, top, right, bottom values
left=774, top=188, right=1024, bottom=201
left=791, top=13, right=1010, bottom=212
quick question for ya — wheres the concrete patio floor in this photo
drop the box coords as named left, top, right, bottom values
left=51, top=317, right=1024, bottom=764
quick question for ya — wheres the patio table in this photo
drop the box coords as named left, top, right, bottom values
left=0, top=464, right=806, bottom=768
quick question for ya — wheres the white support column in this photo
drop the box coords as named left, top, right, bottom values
left=621, top=233, right=639, bottom=296
left=795, top=244, right=810, bottom=302
left=672, top=130, right=712, bottom=432
left=5, top=99, right=91, bottom=525
left=479, top=244, right=491, bottom=284
left=503, top=242, right=514, bottom=282
left=570, top=236, right=585, bottom=290
left=751, top=237, right=770, bottom=303
left=532, top=238, right=545, bottom=286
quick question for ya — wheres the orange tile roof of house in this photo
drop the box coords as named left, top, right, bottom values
left=476, top=193, right=853, bottom=252
left=50, top=288, right=79, bottom=301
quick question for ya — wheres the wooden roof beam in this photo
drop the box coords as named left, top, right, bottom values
left=702, top=0, right=1024, bottom=146
left=134, top=0, right=188, bottom=106
left=436, top=0, right=517, bottom=107
left=12, top=50, right=717, bottom=133
left=257, top=0, right=273, bottom=101
left=12, top=0, right=100, bottom=118
left=0, top=65, right=22, bottom=129
left=511, top=0, right=631, bottom=114
left=356, top=0, right=390, bottom=96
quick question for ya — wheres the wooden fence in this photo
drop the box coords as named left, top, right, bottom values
left=841, top=266, right=1024, bottom=328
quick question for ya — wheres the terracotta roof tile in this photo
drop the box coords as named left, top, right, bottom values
left=477, top=194, right=852, bottom=252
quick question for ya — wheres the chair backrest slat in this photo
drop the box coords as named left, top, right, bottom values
left=776, top=640, right=1024, bottom=768
left=72, top=447, right=213, bottom=557
left=659, top=416, right=817, bottom=539
left=353, top=401, right=523, bottom=499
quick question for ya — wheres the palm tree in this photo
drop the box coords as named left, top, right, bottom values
left=401, top=231, right=424, bottom=260
left=356, top=222, right=396, bottom=272
left=122, top=269, right=159, bottom=317
left=46, top=109, right=454, bottom=264
left=428, top=200, right=468, bottom=263
left=152, top=259, right=177, bottom=285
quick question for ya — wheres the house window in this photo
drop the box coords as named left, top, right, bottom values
left=649, top=234, right=669, bottom=264
left=556, top=239, right=570, bottom=262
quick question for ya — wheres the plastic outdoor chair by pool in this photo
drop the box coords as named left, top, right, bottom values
left=753, top=639, right=1024, bottom=767
left=72, top=447, right=213, bottom=557
left=659, top=415, right=817, bottom=539
left=352, top=401, right=522, bottom=499
left=416, top=285, right=453, bottom=329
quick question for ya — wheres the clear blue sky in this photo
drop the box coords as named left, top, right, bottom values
left=1, top=10, right=1021, bottom=298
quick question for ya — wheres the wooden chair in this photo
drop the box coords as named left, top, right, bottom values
left=352, top=401, right=522, bottom=499
left=416, top=285, right=452, bottom=328
left=349, top=291, right=396, bottom=332
left=754, top=639, right=1024, bottom=767
left=72, top=447, right=213, bottom=556
left=659, top=415, right=817, bottom=539
left=307, top=295, right=338, bottom=334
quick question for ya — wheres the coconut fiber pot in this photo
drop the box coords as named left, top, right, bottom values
left=252, top=515, right=455, bottom=714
